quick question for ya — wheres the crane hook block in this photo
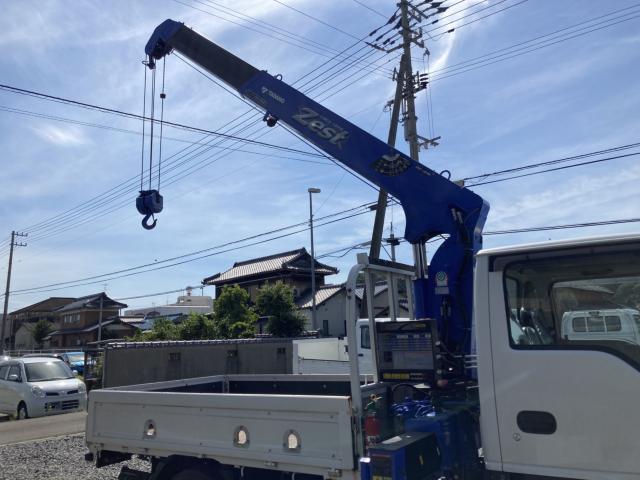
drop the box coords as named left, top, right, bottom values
left=136, top=190, right=164, bottom=230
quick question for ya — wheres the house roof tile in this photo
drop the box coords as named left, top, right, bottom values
left=56, top=293, right=127, bottom=313
left=203, top=248, right=337, bottom=285
left=296, top=284, right=344, bottom=309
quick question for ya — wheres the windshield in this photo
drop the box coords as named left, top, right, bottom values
left=25, top=361, right=74, bottom=381
left=66, top=353, right=84, bottom=363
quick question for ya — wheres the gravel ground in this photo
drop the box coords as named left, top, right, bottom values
left=0, top=434, right=150, bottom=480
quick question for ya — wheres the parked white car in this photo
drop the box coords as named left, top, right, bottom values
left=0, top=357, right=87, bottom=419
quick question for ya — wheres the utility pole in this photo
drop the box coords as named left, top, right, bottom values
left=308, top=188, right=321, bottom=331
left=369, top=54, right=406, bottom=260
left=97, top=293, right=104, bottom=343
left=369, top=0, right=429, bottom=259
left=1, top=231, right=27, bottom=353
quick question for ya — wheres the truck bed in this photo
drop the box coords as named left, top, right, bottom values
left=86, top=374, right=359, bottom=478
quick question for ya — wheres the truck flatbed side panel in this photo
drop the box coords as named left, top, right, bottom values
left=86, top=390, right=355, bottom=473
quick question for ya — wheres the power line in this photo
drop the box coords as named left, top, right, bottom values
left=0, top=84, right=323, bottom=158
left=422, top=0, right=525, bottom=36
left=3, top=41, right=392, bottom=241
left=463, top=142, right=640, bottom=184
left=318, top=216, right=640, bottom=257
left=470, top=152, right=640, bottom=186
left=112, top=213, right=640, bottom=301
left=8, top=201, right=377, bottom=295
left=0, top=105, right=332, bottom=165
left=7, top=208, right=376, bottom=297
left=114, top=287, right=201, bottom=302
left=430, top=4, right=640, bottom=76
left=179, top=0, right=393, bottom=78
left=484, top=217, right=640, bottom=235
left=351, top=0, right=388, bottom=19
left=271, top=0, right=362, bottom=41
left=4, top=14, right=397, bottom=241
left=429, top=7, right=640, bottom=82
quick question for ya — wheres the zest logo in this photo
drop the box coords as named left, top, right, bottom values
left=292, top=107, right=350, bottom=149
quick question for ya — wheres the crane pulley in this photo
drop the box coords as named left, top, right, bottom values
left=136, top=56, right=167, bottom=230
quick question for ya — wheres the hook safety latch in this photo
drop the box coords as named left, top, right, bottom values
left=136, top=190, right=164, bottom=230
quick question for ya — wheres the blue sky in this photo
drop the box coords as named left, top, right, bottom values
left=0, top=0, right=639, bottom=311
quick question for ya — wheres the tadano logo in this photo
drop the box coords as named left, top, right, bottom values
left=261, top=86, right=285, bottom=104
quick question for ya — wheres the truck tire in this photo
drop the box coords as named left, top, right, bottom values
left=16, top=402, right=29, bottom=420
left=170, top=465, right=220, bottom=480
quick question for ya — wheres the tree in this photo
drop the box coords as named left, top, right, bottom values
left=613, top=283, right=640, bottom=309
left=32, top=319, right=52, bottom=349
left=179, top=313, right=216, bottom=340
left=126, top=317, right=181, bottom=341
left=256, top=281, right=305, bottom=337
left=213, top=285, right=257, bottom=339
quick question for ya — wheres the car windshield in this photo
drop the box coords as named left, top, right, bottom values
left=25, top=361, right=74, bottom=381
left=66, top=353, right=84, bottom=363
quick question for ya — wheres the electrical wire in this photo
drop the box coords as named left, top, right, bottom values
left=318, top=216, right=640, bottom=257
left=2, top=10, right=398, bottom=242
left=351, top=0, right=388, bottom=19
left=8, top=206, right=379, bottom=296
left=271, top=0, right=362, bottom=41
left=470, top=152, right=640, bottom=186
left=462, top=142, right=640, bottom=184
left=2, top=57, right=387, bottom=243
left=0, top=85, right=323, bottom=157
left=430, top=8, right=640, bottom=81
left=173, top=0, right=392, bottom=78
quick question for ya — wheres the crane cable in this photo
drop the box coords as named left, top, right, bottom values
left=135, top=58, right=165, bottom=230
left=158, top=57, right=167, bottom=191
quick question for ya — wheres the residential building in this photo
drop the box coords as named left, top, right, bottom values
left=296, top=281, right=409, bottom=337
left=45, top=293, right=129, bottom=348
left=7, top=297, right=75, bottom=350
left=296, top=284, right=353, bottom=337
left=124, top=290, right=213, bottom=319
left=203, top=248, right=338, bottom=304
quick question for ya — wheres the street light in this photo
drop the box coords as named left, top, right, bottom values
left=308, top=187, right=321, bottom=331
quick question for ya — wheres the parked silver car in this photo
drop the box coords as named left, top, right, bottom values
left=0, top=357, right=87, bottom=419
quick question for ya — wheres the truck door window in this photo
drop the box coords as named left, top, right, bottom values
left=605, top=316, right=622, bottom=332
left=572, top=317, right=586, bottom=332
left=502, top=247, right=640, bottom=369
left=587, top=316, right=605, bottom=332
left=361, top=326, right=371, bottom=349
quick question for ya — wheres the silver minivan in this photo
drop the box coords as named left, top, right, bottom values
left=0, top=356, right=87, bottom=419
left=561, top=308, right=640, bottom=345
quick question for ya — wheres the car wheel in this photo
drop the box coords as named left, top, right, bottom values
left=17, top=402, right=29, bottom=420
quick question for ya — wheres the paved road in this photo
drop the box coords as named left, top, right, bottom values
left=0, top=411, right=86, bottom=446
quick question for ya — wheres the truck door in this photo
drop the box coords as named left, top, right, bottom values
left=487, top=240, right=640, bottom=479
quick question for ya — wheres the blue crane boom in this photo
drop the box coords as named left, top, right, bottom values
left=144, top=19, right=489, bottom=356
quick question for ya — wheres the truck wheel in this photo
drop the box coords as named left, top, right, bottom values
left=170, top=465, right=220, bottom=480
left=16, top=402, right=29, bottom=420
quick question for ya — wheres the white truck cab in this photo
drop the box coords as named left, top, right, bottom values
left=561, top=308, right=640, bottom=345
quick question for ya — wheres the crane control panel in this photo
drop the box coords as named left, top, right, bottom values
left=375, top=320, right=440, bottom=384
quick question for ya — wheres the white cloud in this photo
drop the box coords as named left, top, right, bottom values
left=33, top=125, right=89, bottom=146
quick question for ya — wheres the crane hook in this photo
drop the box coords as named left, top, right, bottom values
left=141, top=213, right=157, bottom=230
left=137, top=190, right=163, bottom=231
